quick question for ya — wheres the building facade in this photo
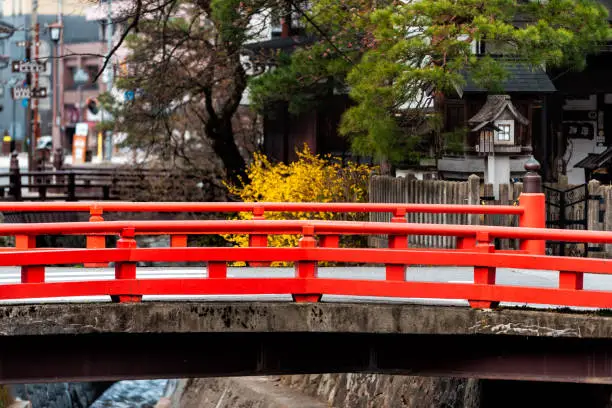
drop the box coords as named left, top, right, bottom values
left=0, top=3, right=108, bottom=160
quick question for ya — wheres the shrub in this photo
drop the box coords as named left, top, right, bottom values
left=0, top=385, right=12, bottom=408
left=224, top=146, right=376, bottom=256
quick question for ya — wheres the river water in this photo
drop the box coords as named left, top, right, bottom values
left=89, top=379, right=177, bottom=408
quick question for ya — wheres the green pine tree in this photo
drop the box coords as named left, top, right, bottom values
left=250, top=0, right=611, bottom=165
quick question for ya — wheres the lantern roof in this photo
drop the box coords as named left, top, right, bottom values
left=468, top=94, right=529, bottom=132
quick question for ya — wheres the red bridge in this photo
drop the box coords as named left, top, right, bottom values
left=3, top=168, right=612, bottom=388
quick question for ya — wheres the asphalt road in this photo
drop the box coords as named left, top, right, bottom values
left=1, top=266, right=610, bottom=310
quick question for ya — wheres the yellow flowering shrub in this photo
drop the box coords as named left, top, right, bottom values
left=224, top=145, right=375, bottom=253
left=0, top=385, right=12, bottom=408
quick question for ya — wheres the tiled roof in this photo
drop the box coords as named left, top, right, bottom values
left=243, top=36, right=317, bottom=54
left=468, top=94, right=529, bottom=131
left=461, top=61, right=556, bottom=94
left=575, top=147, right=612, bottom=170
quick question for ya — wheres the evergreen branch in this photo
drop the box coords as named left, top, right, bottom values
left=286, top=0, right=354, bottom=65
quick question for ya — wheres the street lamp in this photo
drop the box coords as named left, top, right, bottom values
left=48, top=21, right=63, bottom=154
left=48, top=22, right=62, bottom=42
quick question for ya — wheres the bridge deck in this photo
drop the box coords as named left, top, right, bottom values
left=2, top=301, right=612, bottom=384
left=2, top=266, right=612, bottom=309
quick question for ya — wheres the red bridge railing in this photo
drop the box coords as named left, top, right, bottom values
left=0, top=179, right=608, bottom=309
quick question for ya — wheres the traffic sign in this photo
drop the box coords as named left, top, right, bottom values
left=15, top=41, right=39, bottom=47
left=11, top=87, right=47, bottom=99
left=11, top=60, right=47, bottom=73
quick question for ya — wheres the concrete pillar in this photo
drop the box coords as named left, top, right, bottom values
left=484, top=156, right=511, bottom=199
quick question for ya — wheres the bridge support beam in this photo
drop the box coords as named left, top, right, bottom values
left=4, top=330, right=612, bottom=385
left=3, top=303, right=612, bottom=384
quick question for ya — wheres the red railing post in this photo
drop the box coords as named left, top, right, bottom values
left=518, top=158, right=546, bottom=255
left=112, top=227, right=141, bottom=303
left=170, top=235, right=188, bottom=247
left=386, top=208, right=407, bottom=281
left=456, top=237, right=476, bottom=250
left=293, top=225, right=321, bottom=302
left=320, top=235, right=339, bottom=248
left=16, top=234, right=44, bottom=283
left=559, top=271, right=584, bottom=290
left=85, top=204, right=107, bottom=268
left=468, top=231, right=499, bottom=309
left=249, top=205, right=269, bottom=267
left=208, top=261, right=227, bottom=278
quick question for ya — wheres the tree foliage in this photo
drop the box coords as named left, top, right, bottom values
left=105, top=0, right=280, bottom=190
left=250, top=0, right=611, bottom=163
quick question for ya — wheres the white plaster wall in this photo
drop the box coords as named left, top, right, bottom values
left=565, top=138, right=605, bottom=185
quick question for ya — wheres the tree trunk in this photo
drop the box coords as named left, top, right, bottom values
left=209, top=117, right=247, bottom=187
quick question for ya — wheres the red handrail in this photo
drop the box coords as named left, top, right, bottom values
left=0, top=220, right=607, bottom=244
left=0, top=201, right=524, bottom=214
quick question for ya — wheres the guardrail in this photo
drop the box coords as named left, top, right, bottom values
left=0, top=217, right=610, bottom=308
left=0, top=199, right=538, bottom=262
left=1, top=152, right=196, bottom=201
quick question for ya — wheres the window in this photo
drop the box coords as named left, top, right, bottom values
left=494, top=120, right=514, bottom=144
left=497, top=124, right=511, bottom=141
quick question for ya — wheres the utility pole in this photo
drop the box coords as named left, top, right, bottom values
left=25, top=22, right=31, bottom=171
left=26, top=0, right=40, bottom=173
left=32, top=0, right=40, bottom=167
left=104, top=0, right=113, bottom=161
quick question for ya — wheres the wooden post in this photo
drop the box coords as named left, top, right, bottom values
left=587, top=180, right=602, bottom=257
left=9, top=152, right=21, bottom=200
left=67, top=173, right=76, bottom=201
left=467, top=174, right=480, bottom=226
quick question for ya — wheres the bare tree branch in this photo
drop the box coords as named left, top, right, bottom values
left=93, top=0, right=143, bottom=82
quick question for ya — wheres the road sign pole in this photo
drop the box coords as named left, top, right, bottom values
left=25, top=35, right=32, bottom=176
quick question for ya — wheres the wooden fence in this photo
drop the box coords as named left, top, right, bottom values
left=368, top=175, right=523, bottom=249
